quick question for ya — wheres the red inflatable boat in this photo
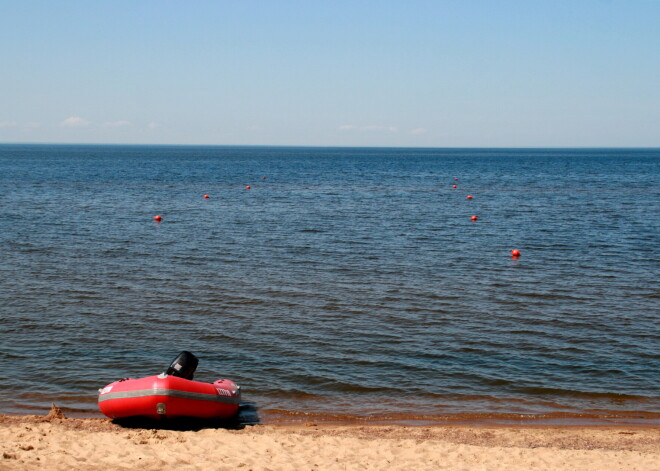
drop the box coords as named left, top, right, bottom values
left=98, top=351, right=241, bottom=420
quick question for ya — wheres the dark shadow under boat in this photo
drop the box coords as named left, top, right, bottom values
left=112, top=401, right=260, bottom=431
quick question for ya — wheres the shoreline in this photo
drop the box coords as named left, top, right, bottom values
left=5, top=401, right=658, bottom=428
left=1, top=408, right=658, bottom=470
left=5, top=406, right=660, bottom=431
left=257, top=407, right=660, bottom=427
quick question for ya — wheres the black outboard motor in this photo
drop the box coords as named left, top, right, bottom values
left=165, top=351, right=199, bottom=380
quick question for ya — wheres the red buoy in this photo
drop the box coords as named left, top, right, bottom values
left=203, top=194, right=210, bottom=199
left=452, top=185, right=457, bottom=189
left=154, top=215, right=162, bottom=222
left=511, top=249, right=521, bottom=257
left=245, top=185, right=251, bottom=190
left=262, top=176, right=267, bottom=180
left=471, top=215, right=478, bottom=221
left=467, top=195, right=473, bottom=199
left=454, top=178, right=459, bottom=181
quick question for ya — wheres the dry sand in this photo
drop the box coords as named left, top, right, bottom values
left=1, top=407, right=658, bottom=471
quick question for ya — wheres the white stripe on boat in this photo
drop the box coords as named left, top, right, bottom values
left=98, top=388, right=240, bottom=404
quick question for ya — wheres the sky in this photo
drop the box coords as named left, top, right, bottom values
left=0, top=0, right=659, bottom=147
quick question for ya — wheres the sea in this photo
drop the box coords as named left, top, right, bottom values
left=0, top=144, right=658, bottom=425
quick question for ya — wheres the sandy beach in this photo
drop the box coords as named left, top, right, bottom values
left=1, top=407, right=657, bottom=471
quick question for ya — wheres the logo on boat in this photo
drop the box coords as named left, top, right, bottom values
left=215, top=388, right=233, bottom=397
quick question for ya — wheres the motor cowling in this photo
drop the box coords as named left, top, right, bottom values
left=165, top=351, right=198, bottom=380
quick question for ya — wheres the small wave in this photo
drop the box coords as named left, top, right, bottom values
left=251, top=389, right=323, bottom=400
left=513, top=387, right=653, bottom=401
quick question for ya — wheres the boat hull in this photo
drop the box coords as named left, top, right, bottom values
left=98, top=374, right=240, bottom=420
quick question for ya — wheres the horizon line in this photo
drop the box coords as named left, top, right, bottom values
left=1, top=142, right=659, bottom=150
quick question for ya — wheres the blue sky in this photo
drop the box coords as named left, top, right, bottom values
left=1, top=0, right=658, bottom=146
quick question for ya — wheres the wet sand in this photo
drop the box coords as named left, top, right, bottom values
left=0, top=407, right=658, bottom=471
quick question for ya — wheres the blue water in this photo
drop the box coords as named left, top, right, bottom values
left=0, top=144, right=658, bottom=424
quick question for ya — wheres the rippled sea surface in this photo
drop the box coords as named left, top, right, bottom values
left=0, top=145, right=658, bottom=424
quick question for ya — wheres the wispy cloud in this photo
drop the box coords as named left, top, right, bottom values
left=0, top=121, right=17, bottom=128
left=147, top=122, right=159, bottom=129
left=409, top=127, right=428, bottom=135
left=365, top=125, right=398, bottom=132
left=60, top=116, right=90, bottom=127
left=338, top=124, right=398, bottom=132
left=246, top=125, right=262, bottom=131
left=102, top=120, right=132, bottom=128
